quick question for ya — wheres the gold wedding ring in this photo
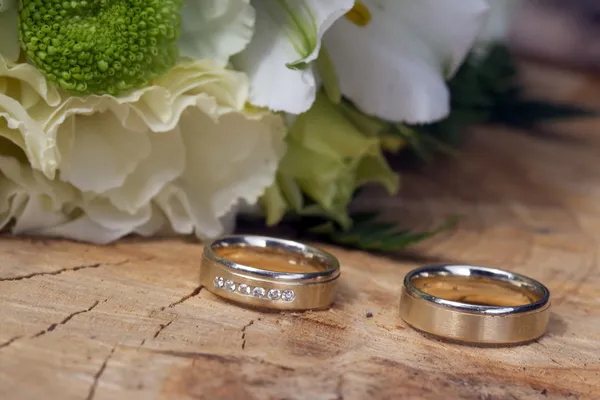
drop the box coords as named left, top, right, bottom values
left=399, top=265, right=551, bottom=345
left=200, top=235, right=340, bottom=310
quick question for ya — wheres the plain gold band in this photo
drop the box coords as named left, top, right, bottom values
left=399, top=265, right=551, bottom=345
left=399, top=288, right=550, bottom=344
left=200, top=235, right=340, bottom=311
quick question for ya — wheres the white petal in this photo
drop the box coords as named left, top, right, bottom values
left=180, top=0, right=255, bottom=64
left=325, top=0, right=489, bottom=123
left=0, top=55, right=63, bottom=178
left=0, top=6, right=20, bottom=64
left=58, top=112, right=152, bottom=193
left=26, top=188, right=161, bottom=244
left=0, top=93, right=56, bottom=176
left=157, top=109, right=286, bottom=238
left=11, top=196, right=69, bottom=234
left=392, top=0, right=490, bottom=77
left=155, top=185, right=195, bottom=234
left=134, top=206, right=170, bottom=237
left=35, top=216, right=134, bottom=245
left=0, top=55, right=62, bottom=107
left=326, top=22, right=450, bottom=124
left=0, top=154, right=76, bottom=210
left=84, top=197, right=152, bottom=231
left=132, top=61, right=249, bottom=128
left=0, top=178, right=23, bottom=229
left=233, top=0, right=354, bottom=113
left=0, top=154, right=137, bottom=244
left=0, top=154, right=77, bottom=234
left=273, top=0, right=357, bottom=66
left=478, top=0, right=517, bottom=44
left=104, top=128, right=186, bottom=214
left=44, top=61, right=248, bottom=139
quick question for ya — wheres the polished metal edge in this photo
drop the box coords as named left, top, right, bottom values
left=203, top=235, right=341, bottom=283
left=403, top=264, right=551, bottom=315
left=202, top=255, right=341, bottom=286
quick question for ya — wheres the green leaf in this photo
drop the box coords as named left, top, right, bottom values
left=459, top=43, right=598, bottom=128
left=261, top=91, right=400, bottom=228
left=400, top=43, right=598, bottom=162
left=337, top=100, right=392, bottom=137
left=262, top=183, right=287, bottom=226
left=315, top=47, right=341, bottom=104
left=308, top=212, right=459, bottom=252
left=393, top=124, right=458, bottom=161
left=488, top=100, right=598, bottom=129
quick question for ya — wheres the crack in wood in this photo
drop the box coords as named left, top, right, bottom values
left=1, top=263, right=101, bottom=281
left=2, top=300, right=104, bottom=349
left=86, top=346, right=116, bottom=400
left=142, top=285, right=203, bottom=345
left=240, top=319, right=256, bottom=350
left=534, top=340, right=564, bottom=367
left=0, top=336, right=22, bottom=349
left=161, top=285, right=203, bottom=310
left=153, top=320, right=174, bottom=340
left=137, top=348, right=295, bottom=371
left=335, top=374, right=344, bottom=400
left=32, top=300, right=104, bottom=339
left=0, top=260, right=129, bottom=282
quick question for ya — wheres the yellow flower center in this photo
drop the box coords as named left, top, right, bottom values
left=345, top=2, right=372, bottom=27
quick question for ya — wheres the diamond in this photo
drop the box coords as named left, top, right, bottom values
left=252, top=287, right=266, bottom=299
left=237, top=284, right=251, bottom=296
left=281, top=290, right=295, bottom=302
left=224, top=280, right=236, bottom=292
left=268, top=289, right=281, bottom=300
left=213, top=276, right=224, bottom=288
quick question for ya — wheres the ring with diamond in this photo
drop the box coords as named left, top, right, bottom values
left=200, top=235, right=341, bottom=310
left=399, top=265, right=551, bottom=345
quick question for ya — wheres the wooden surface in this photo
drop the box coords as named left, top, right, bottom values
left=1, top=61, right=600, bottom=400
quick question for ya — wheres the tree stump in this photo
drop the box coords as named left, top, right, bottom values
left=1, top=61, right=599, bottom=399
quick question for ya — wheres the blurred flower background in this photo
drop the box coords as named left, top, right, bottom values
left=510, top=0, right=600, bottom=70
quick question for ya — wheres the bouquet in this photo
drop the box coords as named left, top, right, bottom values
left=0, top=0, right=590, bottom=249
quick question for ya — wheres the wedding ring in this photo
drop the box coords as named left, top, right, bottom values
left=399, top=265, right=551, bottom=344
left=200, top=235, right=340, bottom=310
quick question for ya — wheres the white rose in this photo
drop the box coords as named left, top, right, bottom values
left=0, top=55, right=287, bottom=244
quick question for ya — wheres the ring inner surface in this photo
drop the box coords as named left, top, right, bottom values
left=413, top=275, right=542, bottom=307
left=214, top=245, right=326, bottom=273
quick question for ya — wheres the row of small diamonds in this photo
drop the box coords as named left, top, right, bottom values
left=213, top=276, right=295, bottom=302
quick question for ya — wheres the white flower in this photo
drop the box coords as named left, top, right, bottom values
left=233, top=0, right=355, bottom=114
left=0, top=154, right=78, bottom=234
left=235, top=0, right=490, bottom=124
left=0, top=55, right=62, bottom=175
left=0, top=55, right=287, bottom=244
left=179, top=0, right=256, bottom=64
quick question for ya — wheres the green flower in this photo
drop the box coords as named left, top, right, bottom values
left=263, top=91, right=400, bottom=228
left=18, top=0, right=183, bottom=95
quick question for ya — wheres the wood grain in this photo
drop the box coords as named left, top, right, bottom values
left=1, top=61, right=600, bottom=399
